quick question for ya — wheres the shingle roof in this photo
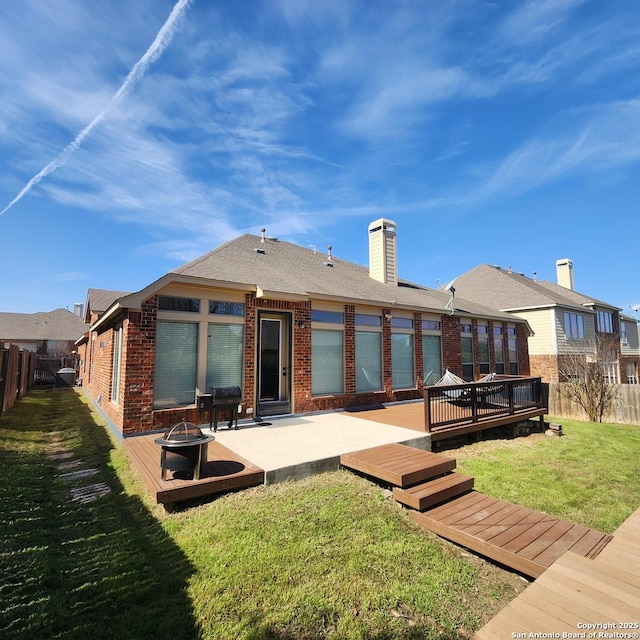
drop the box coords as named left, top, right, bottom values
left=0, top=309, right=88, bottom=341
left=86, top=288, right=131, bottom=319
left=452, top=264, right=620, bottom=311
left=172, top=235, right=519, bottom=321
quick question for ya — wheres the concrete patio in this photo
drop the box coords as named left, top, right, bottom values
left=208, top=409, right=431, bottom=484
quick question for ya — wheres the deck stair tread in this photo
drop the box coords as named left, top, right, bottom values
left=340, top=443, right=455, bottom=488
left=392, top=473, right=474, bottom=511
left=410, top=491, right=613, bottom=578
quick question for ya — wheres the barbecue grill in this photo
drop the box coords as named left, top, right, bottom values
left=198, top=386, right=242, bottom=432
left=154, top=421, right=215, bottom=480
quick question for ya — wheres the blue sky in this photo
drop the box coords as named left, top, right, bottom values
left=1, top=0, right=639, bottom=315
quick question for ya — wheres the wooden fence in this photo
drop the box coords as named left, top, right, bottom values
left=547, top=383, right=640, bottom=425
left=0, top=343, right=36, bottom=415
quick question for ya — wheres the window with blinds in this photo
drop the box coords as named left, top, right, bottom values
left=312, top=329, right=344, bottom=395
left=206, top=324, right=244, bottom=389
left=422, top=334, right=441, bottom=385
left=356, top=331, right=382, bottom=392
left=154, top=321, right=198, bottom=408
left=391, top=333, right=414, bottom=389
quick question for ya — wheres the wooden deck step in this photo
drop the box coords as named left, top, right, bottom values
left=393, top=473, right=474, bottom=511
left=410, top=491, right=612, bottom=578
left=340, top=443, right=456, bottom=488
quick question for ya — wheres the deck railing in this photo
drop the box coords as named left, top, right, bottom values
left=423, top=376, right=546, bottom=434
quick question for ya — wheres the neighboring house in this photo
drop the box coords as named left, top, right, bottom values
left=76, top=289, right=131, bottom=386
left=77, top=219, right=533, bottom=437
left=0, top=308, right=88, bottom=355
left=83, top=288, right=131, bottom=324
left=452, top=259, right=636, bottom=384
left=620, top=313, right=640, bottom=384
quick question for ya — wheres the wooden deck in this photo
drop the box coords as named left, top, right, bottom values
left=473, top=506, right=640, bottom=639
left=344, top=399, right=546, bottom=442
left=340, top=443, right=612, bottom=579
left=124, top=433, right=264, bottom=509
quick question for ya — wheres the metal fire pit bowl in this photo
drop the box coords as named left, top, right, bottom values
left=154, top=421, right=215, bottom=481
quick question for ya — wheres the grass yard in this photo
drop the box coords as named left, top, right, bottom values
left=449, top=417, right=640, bottom=534
left=1, top=390, right=638, bottom=639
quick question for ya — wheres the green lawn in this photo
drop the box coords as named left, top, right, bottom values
left=1, top=390, right=638, bottom=639
left=451, top=417, right=640, bottom=534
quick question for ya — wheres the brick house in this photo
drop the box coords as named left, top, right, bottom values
left=452, top=259, right=639, bottom=384
left=76, top=219, right=532, bottom=437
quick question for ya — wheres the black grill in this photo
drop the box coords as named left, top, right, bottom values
left=198, top=386, right=242, bottom=432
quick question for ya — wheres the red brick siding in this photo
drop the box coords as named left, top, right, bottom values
left=89, top=286, right=534, bottom=434
left=441, top=315, right=462, bottom=377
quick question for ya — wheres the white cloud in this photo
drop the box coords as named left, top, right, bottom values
left=479, top=99, right=640, bottom=199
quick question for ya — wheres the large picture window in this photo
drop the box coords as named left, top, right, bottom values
left=461, top=322, right=474, bottom=381
left=508, top=325, right=518, bottom=375
left=312, top=330, right=344, bottom=395
left=154, top=321, right=198, bottom=407
left=356, top=331, right=382, bottom=392
left=206, top=323, right=244, bottom=389
left=422, top=334, right=441, bottom=385
left=477, top=324, right=489, bottom=374
left=391, top=333, right=414, bottom=389
left=493, top=325, right=504, bottom=374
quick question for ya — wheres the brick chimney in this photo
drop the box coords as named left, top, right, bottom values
left=368, top=218, right=397, bottom=285
left=556, top=258, right=574, bottom=290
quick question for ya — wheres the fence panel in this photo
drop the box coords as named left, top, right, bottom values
left=0, top=344, right=37, bottom=415
left=547, top=383, right=640, bottom=425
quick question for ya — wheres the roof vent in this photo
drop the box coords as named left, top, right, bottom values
left=324, top=245, right=334, bottom=266
left=254, top=247, right=265, bottom=254
left=260, top=227, right=266, bottom=243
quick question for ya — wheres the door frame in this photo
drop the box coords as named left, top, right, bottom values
left=256, top=311, right=292, bottom=416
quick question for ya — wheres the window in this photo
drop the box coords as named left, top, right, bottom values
left=621, top=322, right=629, bottom=345
left=154, top=321, right=198, bottom=407
left=311, top=310, right=344, bottom=324
left=422, top=319, right=441, bottom=331
left=604, top=354, right=618, bottom=384
left=461, top=322, right=473, bottom=381
left=312, top=330, right=344, bottom=394
left=206, top=324, right=244, bottom=389
left=356, top=332, right=382, bottom=392
left=508, top=325, right=518, bottom=375
left=158, top=296, right=200, bottom=312
left=597, top=310, right=614, bottom=334
left=354, top=314, right=381, bottom=327
left=493, top=324, right=504, bottom=374
left=422, top=335, right=441, bottom=385
left=209, top=301, right=245, bottom=316
left=564, top=312, right=585, bottom=340
left=390, top=317, right=413, bottom=329
left=477, top=324, right=489, bottom=375
left=627, top=363, right=638, bottom=384
left=111, top=326, right=123, bottom=403
left=391, top=333, right=414, bottom=389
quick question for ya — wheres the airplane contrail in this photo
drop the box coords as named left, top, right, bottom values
left=0, top=0, right=192, bottom=217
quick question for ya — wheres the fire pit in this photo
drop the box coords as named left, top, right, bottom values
left=154, top=421, right=216, bottom=481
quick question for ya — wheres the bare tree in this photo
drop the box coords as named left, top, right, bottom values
left=557, top=334, right=620, bottom=422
